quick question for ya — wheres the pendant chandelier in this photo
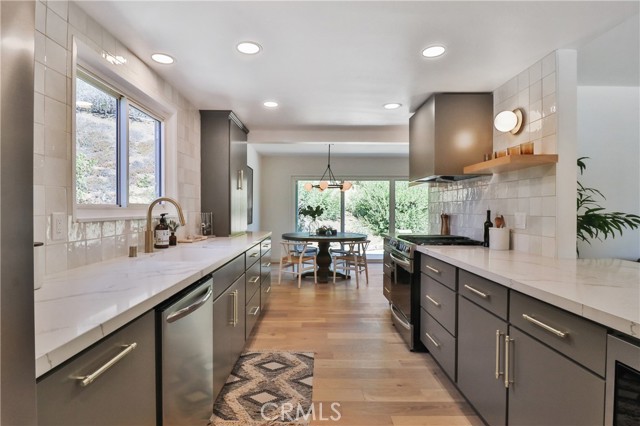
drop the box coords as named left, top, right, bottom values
left=303, top=145, right=352, bottom=192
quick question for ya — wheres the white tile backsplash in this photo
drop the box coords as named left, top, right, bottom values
left=427, top=53, right=560, bottom=256
left=33, top=1, right=202, bottom=279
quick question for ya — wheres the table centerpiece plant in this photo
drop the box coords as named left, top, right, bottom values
left=298, top=205, right=324, bottom=235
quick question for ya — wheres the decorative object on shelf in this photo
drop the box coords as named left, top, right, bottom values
left=463, top=154, right=558, bottom=174
left=494, top=108, right=524, bottom=134
left=577, top=157, right=640, bottom=256
left=168, top=220, right=180, bottom=246
left=303, top=144, right=352, bottom=192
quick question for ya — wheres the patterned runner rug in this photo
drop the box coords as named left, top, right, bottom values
left=210, top=351, right=314, bottom=426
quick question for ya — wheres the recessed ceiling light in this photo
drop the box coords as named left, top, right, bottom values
left=422, top=45, right=446, bottom=58
left=383, top=103, right=402, bottom=110
left=237, top=41, right=262, bottom=55
left=151, top=53, right=175, bottom=64
left=263, top=101, right=278, bottom=108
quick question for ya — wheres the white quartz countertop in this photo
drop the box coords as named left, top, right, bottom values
left=35, top=231, right=271, bottom=378
left=416, top=246, right=640, bottom=339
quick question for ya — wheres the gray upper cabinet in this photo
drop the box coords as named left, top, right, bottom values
left=409, top=93, right=493, bottom=182
left=201, top=111, right=249, bottom=236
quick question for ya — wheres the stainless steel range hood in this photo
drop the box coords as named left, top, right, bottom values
left=409, top=93, right=494, bottom=183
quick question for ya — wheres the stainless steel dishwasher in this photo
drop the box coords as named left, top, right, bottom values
left=160, top=277, right=214, bottom=425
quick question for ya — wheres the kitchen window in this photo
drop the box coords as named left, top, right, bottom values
left=295, top=179, right=429, bottom=257
left=74, top=71, right=163, bottom=215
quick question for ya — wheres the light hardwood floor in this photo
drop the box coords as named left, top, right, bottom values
left=245, top=263, right=484, bottom=426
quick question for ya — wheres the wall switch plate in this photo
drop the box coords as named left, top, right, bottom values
left=52, top=212, right=66, bottom=241
left=515, top=212, right=527, bottom=229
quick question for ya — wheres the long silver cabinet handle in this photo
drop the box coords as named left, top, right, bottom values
left=463, top=284, right=489, bottom=299
left=425, top=295, right=441, bottom=307
left=504, top=335, right=513, bottom=388
left=522, top=314, right=568, bottom=338
left=237, top=169, right=244, bottom=190
left=248, top=276, right=260, bottom=283
left=234, top=290, right=239, bottom=326
left=383, top=286, right=391, bottom=294
left=425, top=332, right=440, bottom=348
left=425, top=265, right=440, bottom=274
left=249, top=306, right=260, bottom=316
left=166, top=287, right=213, bottom=323
left=265, top=286, right=271, bottom=293
left=495, top=330, right=504, bottom=379
left=383, top=263, right=392, bottom=269
left=76, top=343, right=137, bottom=387
left=249, top=252, right=259, bottom=258
left=262, top=262, right=271, bottom=268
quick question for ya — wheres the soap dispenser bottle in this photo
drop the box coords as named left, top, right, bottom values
left=154, top=213, right=170, bottom=249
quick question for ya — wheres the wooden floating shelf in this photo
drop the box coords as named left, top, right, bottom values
left=464, top=154, right=558, bottom=174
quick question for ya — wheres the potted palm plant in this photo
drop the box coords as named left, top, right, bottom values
left=577, top=157, right=640, bottom=256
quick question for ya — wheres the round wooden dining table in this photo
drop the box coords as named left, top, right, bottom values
left=281, top=232, right=367, bottom=283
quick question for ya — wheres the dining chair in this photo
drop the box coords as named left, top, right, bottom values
left=331, top=240, right=370, bottom=287
left=278, top=240, right=318, bottom=288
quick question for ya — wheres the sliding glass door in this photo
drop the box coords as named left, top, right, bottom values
left=296, top=179, right=430, bottom=257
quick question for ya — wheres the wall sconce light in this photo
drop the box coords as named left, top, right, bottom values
left=494, top=108, right=524, bottom=134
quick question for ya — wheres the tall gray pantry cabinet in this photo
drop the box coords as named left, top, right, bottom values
left=201, top=111, right=249, bottom=237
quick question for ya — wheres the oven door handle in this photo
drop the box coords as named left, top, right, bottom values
left=389, top=252, right=412, bottom=270
left=389, top=304, right=411, bottom=330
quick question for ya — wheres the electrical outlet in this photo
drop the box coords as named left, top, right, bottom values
left=52, top=213, right=66, bottom=241
left=515, top=212, right=527, bottom=229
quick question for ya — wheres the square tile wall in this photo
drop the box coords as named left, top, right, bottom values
left=34, top=0, right=202, bottom=275
left=427, top=52, right=559, bottom=257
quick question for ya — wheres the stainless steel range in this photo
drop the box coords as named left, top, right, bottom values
left=383, top=234, right=482, bottom=350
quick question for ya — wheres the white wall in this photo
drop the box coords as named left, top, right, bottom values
left=260, top=155, right=408, bottom=260
left=577, top=86, right=640, bottom=260
left=428, top=51, right=569, bottom=257
left=34, top=1, right=201, bottom=276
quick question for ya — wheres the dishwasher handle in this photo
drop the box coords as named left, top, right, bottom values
left=166, top=286, right=213, bottom=323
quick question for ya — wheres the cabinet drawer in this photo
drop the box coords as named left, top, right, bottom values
left=261, top=278, right=272, bottom=311
left=260, top=238, right=272, bottom=257
left=420, top=308, right=456, bottom=381
left=261, top=253, right=272, bottom=283
left=211, top=254, right=244, bottom=300
left=459, top=269, right=508, bottom=320
left=421, top=255, right=456, bottom=290
left=246, top=243, right=261, bottom=268
left=510, top=291, right=607, bottom=376
left=420, top=274, right=456, bottom=335
left=37, top=312, right=156, bottom=426
left=246, top=260, right=261, bottom=304
left=245, top=289, right=261, bottom=339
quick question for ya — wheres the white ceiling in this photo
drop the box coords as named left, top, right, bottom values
left=77, top=1, right=639, bottom=156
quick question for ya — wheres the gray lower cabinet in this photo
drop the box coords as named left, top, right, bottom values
left=212, top=274, right=246, bottom=400
left=457, top=295, right=508, bottom=426
left=37, top=311, right=156, bottom=425
left=507, top=327, right=605, bottom=426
